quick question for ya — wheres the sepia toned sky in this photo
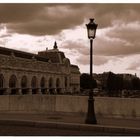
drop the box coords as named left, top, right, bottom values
left=0, top=3, right=140, bottom=76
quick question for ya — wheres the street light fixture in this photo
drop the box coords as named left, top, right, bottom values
left=85, top=18, right=98, bottom=124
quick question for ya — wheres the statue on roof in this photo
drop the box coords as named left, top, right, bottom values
left=54, top=41, right=58, bottom=49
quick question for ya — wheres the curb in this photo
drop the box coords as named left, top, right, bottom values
left=0, top=119, right=139, bottom=135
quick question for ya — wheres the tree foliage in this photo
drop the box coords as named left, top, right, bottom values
left=106, top=72, right=123, bottom=91
left=106, top=72, right=140, bottom=91
left=131, top=77, right=140, bottom=90
left=80, top=73, right=97, bottom=89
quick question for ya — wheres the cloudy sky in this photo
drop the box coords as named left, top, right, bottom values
left=0, top=3, right=140, bottom=76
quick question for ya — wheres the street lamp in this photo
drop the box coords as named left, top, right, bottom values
left=85, top=18, right=98, bottom=124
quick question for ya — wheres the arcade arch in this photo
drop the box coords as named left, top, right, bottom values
left=56, top=78, right=61, bottom=94
left=0, top=74, right=4, bottom=95
left=9, top=75, right=17, bottom=95
left=40, top=77, right=46, bottom=94
left=31, top=76, right=37, bottom=94
left=21, top=76, right=28, bottom=94
left=49, top=77, right=54, bottom=94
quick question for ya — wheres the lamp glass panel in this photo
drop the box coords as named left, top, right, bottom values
left=88, top=29, right=95, bottom=38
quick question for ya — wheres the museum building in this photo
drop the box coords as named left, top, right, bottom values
left=0, top=42, right=80, bottom=95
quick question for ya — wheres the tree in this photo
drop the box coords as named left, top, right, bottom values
left=80, top=73, right=97, bottom=90
left=132, top=77, right=140, bottom=90
left=106, top=72, right=123, bottom=97
left=106, top=72, right=115, bottom=90
left=123, top=79, right=132, bottom=90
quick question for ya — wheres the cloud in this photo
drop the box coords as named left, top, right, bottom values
left=1, top=3, right=140, bottom=76
left=76, top=55, right=89, bottom=65
left=94, top=36, right=134, bottom=56
left=0, top=4, right=44, bottom=23
left=126, top=58, right=140, bottom=71
left=61, top=40, right=112, bottom=65
left=127, top=62, right=140, bottom=71
left=91, top=4, right=140, bottom=28
left=0, top=4, right=140, bottom=36
left=93, top=21, right=140, bottom=56
left=0, top=4, right=88, bottom=36
left=94, top=56, right=110, bottom=65
left=107, top=21, right=140, bottom=43
left=76, top=55, right=110, bottom=66
left=61, top=40, right=89, bottom=55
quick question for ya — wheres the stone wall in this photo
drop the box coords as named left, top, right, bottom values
left=0, top=95, right=140, bottom=119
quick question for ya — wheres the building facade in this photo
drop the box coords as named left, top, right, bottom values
left=0, top=42, right=80, bottom=95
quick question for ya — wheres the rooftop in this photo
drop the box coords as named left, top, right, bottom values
left=0, top=46, right=49, bottom=63
left=38, top=42, right=66, bottom=64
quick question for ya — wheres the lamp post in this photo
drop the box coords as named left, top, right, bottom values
left=85, top=18, right=98, bottom=124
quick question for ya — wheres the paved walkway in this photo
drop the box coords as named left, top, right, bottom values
left=0, top=112, right=139, bottom=135
left=0, top=112, right=139, bottom=129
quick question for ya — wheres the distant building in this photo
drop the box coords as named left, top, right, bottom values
left=93, top=72, right=137, bottom=90
left=0, top=42, right=80, bottom=95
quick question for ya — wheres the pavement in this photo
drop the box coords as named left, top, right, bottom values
left=0, top=112, right=139, bottom=136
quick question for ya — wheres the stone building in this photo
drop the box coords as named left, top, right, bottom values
left=0, top=42, right=80, bottom=95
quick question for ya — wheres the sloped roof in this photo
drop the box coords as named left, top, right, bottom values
left=38, top=51, right=66, bottom=63
left=46, top=52, right=63, bottom=63
left=38, top=42, right=66, bottom=64
left=0, top=46, right=49, bottom=62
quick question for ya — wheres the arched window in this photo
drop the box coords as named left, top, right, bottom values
left=21, top=76, right=27, bottom=88
left=40, top=77, right=45, bottom=88
left=56, top=78, right=60, bottom=88
left=9, top=75, right=17, bottom=88
left=31, top=76, right=37, bottom=88
left=9, top=75, right=17, bottom=94
left=65, top=77, right=67, bottom=88
left=49, top=77, right=53, bottom=88
left=40, top=77, right=45, bottom=94
left=49, top=77, right=53, bottom=94
left=0, top=74, right=4, bottom=95
left=21, top=76, right=27, bottom=94
left=31, top=76, right=37, bottom=94
left=56, top=78, right=61, bottom=94
left=0, top=74, right=4, bottom=88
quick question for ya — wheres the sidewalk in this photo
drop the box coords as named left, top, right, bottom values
left=0, top=112, right=139, bottom=129
left=0, top=112, right=139, bottom=135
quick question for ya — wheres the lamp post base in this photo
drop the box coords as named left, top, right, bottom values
left=85, top=97, right=97, bottom=124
